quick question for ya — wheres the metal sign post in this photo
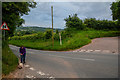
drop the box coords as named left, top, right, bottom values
left=4, top=30, right=5, bottom=41
left=0, top=22, right=10, bottom=73
left=0, top=22, right=10, bottom=41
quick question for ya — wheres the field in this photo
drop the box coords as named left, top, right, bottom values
left=9, top=30, right=120, bottom=51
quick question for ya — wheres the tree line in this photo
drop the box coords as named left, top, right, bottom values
left=64, top=14, right=119, bottom=31
left=64, top=1, right=120, bottom=31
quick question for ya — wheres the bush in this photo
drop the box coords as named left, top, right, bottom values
left=54, top=33, right=59, bottom=40
left=64, top=14, right=85, bottom=30
left=56, top=29, right=59, bottom=34
left=84, top=18, right=118, bottom=30
left=61, top=31, right=72, bottom=39
left=44, top=30, right=52, bottom=39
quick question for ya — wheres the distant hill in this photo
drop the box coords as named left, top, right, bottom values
left=16, top=26, right=63, bottom=32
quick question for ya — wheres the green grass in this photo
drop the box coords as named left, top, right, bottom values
left=2, top=41, right=18, bottom=75
left=9, top=30, right=120, bottom=51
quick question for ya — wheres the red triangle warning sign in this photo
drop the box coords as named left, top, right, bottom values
left=0, top=22, right=9, bottom=30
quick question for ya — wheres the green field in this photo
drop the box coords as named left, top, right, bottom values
left=9, top=30, right=120, bottom=51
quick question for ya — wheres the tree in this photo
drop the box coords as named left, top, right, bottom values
left=64, top=14, right=84, bottom=30
left=2, top=2, right=37, bottom=40
left=45, top=30, right=52, bottom=39
left=84, top=18, right=117, bottom=30
left=56, top=29, right=59, bottom=34
left=110, top=1, right=120, bottom=27
left=84, top=18, right=97, bottom=29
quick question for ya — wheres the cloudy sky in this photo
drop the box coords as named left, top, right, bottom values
left=22, top=2, right=113, bottom=29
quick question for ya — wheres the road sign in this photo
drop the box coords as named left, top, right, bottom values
left=0, top=22, right=9, bottom=30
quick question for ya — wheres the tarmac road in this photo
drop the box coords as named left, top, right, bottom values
left=9, top=45, right=118, bottom=78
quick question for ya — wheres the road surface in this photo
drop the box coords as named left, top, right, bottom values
left=72, top=37, right=119, bottom=54
left=9, top=45, right=118, bottom=79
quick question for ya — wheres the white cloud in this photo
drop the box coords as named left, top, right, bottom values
left=22, top=2, right=113, bottom=29
left=34, top=0, right=115, bottom=2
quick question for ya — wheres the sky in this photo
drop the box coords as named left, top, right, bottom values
left=22, top=2, right=113, bottom=29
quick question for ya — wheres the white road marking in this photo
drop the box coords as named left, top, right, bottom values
left=24, top=65, right=30, bottom=68
left=33, top=77, right=36, bottom=78
left=79, top=49, right=86, bottom=52
left=48, top=54, right=95, bottom=61
left=29, top=67, right=35, bottom=70
left=49, top=76, right=55, bottom=79
left=86, top=51, right=90, bottom=53
left=79, top=51, right=83, bottom=52
left=86, top=50, right=93, bottom=52
left=94, top=50, right=101, bottom=52
left=73, top=51, right=77, bottom=52
left=37, top=71, right=46, bottom=76
left=26, top=75, right=34, bottom=78
left=72, top=49, right=117, bottom=54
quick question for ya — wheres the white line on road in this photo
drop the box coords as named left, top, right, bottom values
left=24, top=65, right=30, bottom=68
left=48, top=54, right=95, bottom=61
left=29, top=67, right=35, bottom=70
left=86, top=50, right=93, bottom=52
left=26, top=75, right=34, bottom=78
left=37, top=71, right=56, bottom=79
left=73, top=51, right=77, bottom=52
left=79, top=49, right=86, bottom=52
left=49, top=76, right=55, bottom=79
left=94, top=50, right=101, bottom=52
left=37, top=71, right=46, bottom=76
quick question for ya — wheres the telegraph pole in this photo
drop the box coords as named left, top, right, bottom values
left=51, top=6, right=54, bottom=47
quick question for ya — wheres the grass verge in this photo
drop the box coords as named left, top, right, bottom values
left=9, top=30, right=120, bottom=51
left=2, top=41, right=18, bottom=75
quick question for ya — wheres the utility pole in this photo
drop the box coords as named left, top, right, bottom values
left=51, top=6, right=54, bottom=47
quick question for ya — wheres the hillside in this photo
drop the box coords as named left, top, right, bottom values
left=16, top=26, right=63, bottom=32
